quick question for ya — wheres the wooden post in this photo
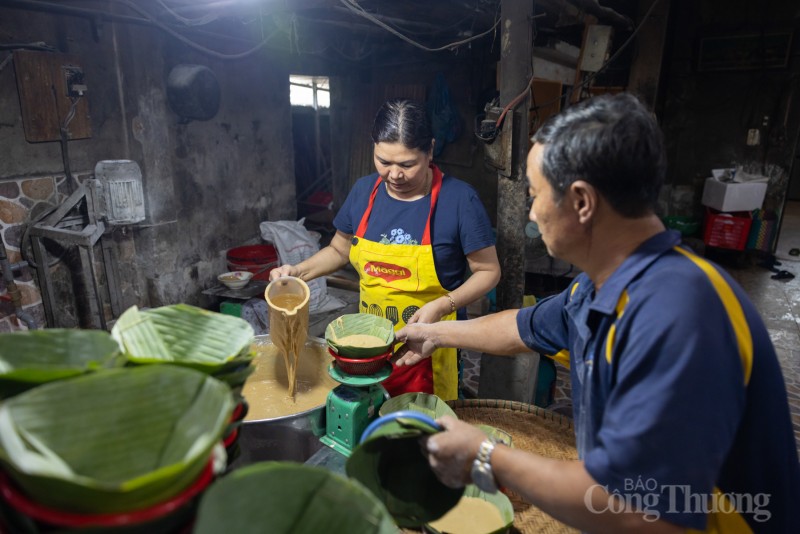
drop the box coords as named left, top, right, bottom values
left=627, top=0, right=671, bottom=109
left=495, top=0, right=533, bottom=312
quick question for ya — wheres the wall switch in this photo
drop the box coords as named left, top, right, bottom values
left=62, top=64, right=86, bottom=97
left=746, top=128, right=760, bottom=146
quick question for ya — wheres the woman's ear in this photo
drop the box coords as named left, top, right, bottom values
left=429, top=140, right=436, bottom=160
left=570, top=180, right=596, bottom=223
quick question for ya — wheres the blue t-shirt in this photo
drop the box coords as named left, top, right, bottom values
left=516, top=230, right=800, bottom=532
left=333, top=171, right=495, bottom=291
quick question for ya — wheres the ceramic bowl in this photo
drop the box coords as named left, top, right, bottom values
left=218, top=271, right=253, bottom=290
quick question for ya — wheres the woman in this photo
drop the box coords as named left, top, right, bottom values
left=271, top=99, right=500, bottom=400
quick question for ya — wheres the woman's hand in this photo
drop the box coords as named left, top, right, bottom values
left=405, top=297, right=451, bottom=324
left=269, top=264, right=298, bottom=281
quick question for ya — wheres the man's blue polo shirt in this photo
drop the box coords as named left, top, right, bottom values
left=517, top=230, right=800, bottom=531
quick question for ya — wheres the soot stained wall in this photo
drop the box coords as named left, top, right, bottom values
left=0, top=5, right=294, bottom=328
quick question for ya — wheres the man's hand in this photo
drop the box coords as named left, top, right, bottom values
left=393, top=323, right=438, bottom=366
left=423, top=416, right=487, bottom=488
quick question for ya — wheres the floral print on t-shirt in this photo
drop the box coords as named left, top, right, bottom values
left=380, top=228, right=418, bottom=245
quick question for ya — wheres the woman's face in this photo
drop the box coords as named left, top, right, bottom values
left=373, top=142, right=432, bottom=199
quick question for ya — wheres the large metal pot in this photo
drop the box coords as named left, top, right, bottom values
left=232, top=335, right=335, bottom=467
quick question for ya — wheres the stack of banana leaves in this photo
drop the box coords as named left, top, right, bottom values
left=0, top=365, right=234, bottom=532
left=110, top=304, right=255, bottom=395
left=0, top=305, right=256, bottom=531
left=0, top=329, right=124, bottom=399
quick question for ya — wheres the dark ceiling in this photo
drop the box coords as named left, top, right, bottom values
left=1, top=0, right=639, bottom=66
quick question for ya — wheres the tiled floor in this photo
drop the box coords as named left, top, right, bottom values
left=462, top=200, right=800, bottom=457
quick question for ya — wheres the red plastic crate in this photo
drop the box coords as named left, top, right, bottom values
left=703, top=208, right=752, bottom=250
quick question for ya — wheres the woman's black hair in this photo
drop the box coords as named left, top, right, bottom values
left=371, top=99, right=434, bottom=153
left=532, top=93, right=666, bottom=218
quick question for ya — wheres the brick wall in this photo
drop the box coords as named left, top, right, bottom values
left=0, top=175, right=71, bottom=331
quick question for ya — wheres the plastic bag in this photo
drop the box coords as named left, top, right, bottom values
left=259, top=219, right=344, bottom=314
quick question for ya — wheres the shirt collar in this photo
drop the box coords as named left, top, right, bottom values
left=588, top=230, right=682, bottom=315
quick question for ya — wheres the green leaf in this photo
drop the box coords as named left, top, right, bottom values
left=0, top=329, right=123, bottom=398
left=378, top=392, right=458, bottom=420
left=325, top=313, right=395, bottom=359
left=0, top=366, right=233, bottom=513
left=194, top=463, right=398, bottom=534
left=425, top=484, right=515, bottom=534
left=347, top=425, right=463, bottom=527
left=111, top=304, right=254, bottom=371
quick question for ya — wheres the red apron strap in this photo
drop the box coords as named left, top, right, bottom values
left=355, top=177, right=383, bottom=238
left=421, top=165, right=442, bottom=246
left=355, top=165, right=442, bottom=243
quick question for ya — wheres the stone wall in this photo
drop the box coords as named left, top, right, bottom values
left=0, top=175, right=70, bottom=331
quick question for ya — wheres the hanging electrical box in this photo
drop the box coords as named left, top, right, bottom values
left=88, top=160, right=146, bottom=225
left=13, top=50, right=92, bottom=142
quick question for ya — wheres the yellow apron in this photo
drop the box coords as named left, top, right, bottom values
left=349, top=165, right=458, bottom=400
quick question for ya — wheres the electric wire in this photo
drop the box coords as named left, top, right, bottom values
left=338, top=0, right=500, bottom=53
left=567, top=0, right=658, bottom=102
left=105, top=0, right=275, bottom=60
left=155, top=0, right=220, bottom=27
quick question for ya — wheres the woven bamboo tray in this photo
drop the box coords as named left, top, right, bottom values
left=447, top=399, right=579, bottom=534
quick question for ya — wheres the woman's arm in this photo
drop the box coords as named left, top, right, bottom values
left=270, top=231, right=353, bottom=282
left=407, top=245, right=501, bottom=324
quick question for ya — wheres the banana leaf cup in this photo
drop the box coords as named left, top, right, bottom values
left=111, top=304, right=255, bottom=389
left=0, top=365, right=233, bottom=514
left=0, top=329, right=124, bottom=399
left=378, top=392, right=458, bottom=420
left=325, top=313, right=395, bottom=359
left=193, top=463, right=397, bottom=534
left=346, top=411, right=463, bottom=528
left=425, top=484, right=515, bottom=534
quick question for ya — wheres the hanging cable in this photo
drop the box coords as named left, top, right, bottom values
left=106, top=0, right=275, bottom=60
left=338, top=0, right=500, bottom=53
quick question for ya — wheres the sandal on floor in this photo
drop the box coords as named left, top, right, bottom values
left=770, top=270, right=795, bottom=280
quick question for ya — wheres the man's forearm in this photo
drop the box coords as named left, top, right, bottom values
left=432, top=309, right=528, bottom=355
left=492, top=449, right=682, bottom=534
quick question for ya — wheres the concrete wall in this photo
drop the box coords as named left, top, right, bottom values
left=0, top=5, right=294, bottom=329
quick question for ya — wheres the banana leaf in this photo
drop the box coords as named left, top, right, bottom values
left=425, top=484, right=515, bottom=534
left=0, top=329, right=124, bottom=398
left=378, top=392, right=458, bottom=419
left=0, top=366, right=233, bottom=514
left=325, top=313, right=395, bottom=359
left=193, top=463, right=398, bottom=534
left=346, top=417, right=463, bottom=528
left=111, top=304, right=254, bottom=372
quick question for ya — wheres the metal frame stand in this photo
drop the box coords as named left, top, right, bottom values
left=29, top=183, right=121, bottom=329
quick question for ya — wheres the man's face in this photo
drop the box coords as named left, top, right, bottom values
left=526, top=144, right=580, bottom=260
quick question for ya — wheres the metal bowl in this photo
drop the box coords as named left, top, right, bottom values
left=232, top=335, right=333, bottom=468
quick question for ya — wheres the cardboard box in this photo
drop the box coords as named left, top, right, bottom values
left=701, top=178, right=767, bottom=212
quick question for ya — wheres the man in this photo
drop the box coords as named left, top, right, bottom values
left=394, top=93, right=800, bottom=533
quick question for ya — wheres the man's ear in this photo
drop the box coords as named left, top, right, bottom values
left=570, top=180, right=597, bottom=223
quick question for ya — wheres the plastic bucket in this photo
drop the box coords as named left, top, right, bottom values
left=226, top=245, right=279, bottom=281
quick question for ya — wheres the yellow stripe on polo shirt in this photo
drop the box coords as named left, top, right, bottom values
left=673, top=247, right=753, bottom=385
left=687, top=487, right=754, bottom=533
left=605, top=290, right=630, bottom=364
